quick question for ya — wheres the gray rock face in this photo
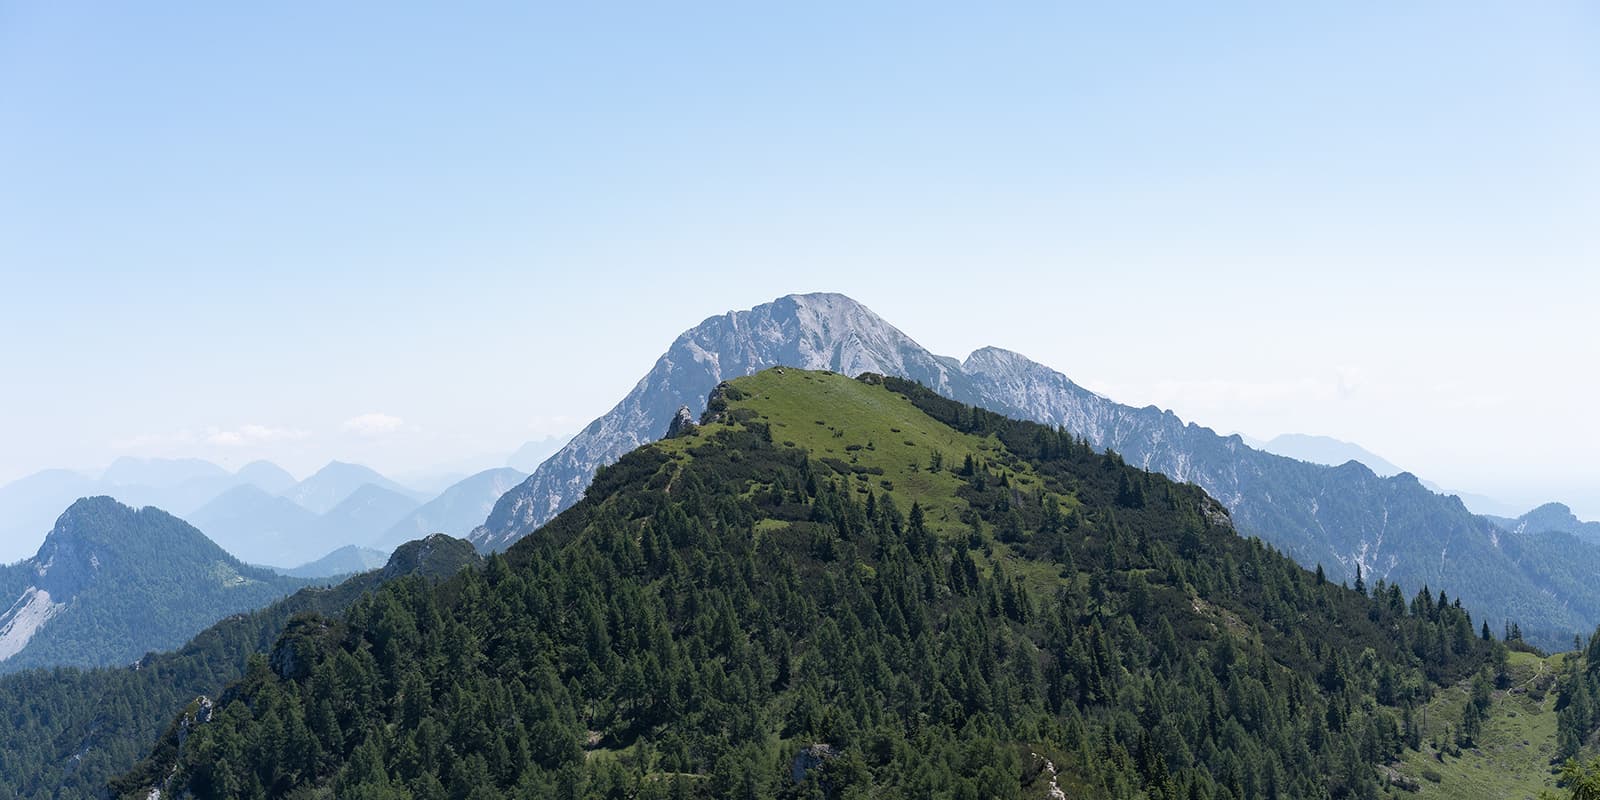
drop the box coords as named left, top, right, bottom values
left=790, top=743, right=838, bottom=784
left=467, top=292, right=1600, bottom=647
left=665, top=405, right=697, bottom=439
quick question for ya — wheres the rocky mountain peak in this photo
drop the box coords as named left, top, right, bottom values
left=470, top=292, right=970, bottom=550
left=961, top=345, right=1036, bottom=375
left=1525, top=501, right=1575, bottom=520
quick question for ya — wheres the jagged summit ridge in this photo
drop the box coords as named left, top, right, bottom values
left=471, top=292, right=965, bottom=549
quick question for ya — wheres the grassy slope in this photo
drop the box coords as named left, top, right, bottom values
left=669, top=370, right=1093, bottom=602
left=658, top=369, right=1065, bottom=538
left=1385, top=651, right=1568, bottom=799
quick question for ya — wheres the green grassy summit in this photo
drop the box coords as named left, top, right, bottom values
left=657, top=368, right=1059, bottom=538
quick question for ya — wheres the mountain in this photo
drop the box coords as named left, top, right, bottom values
left=274, top=544, right=390, bottom=579
left=95, top=458, right=243, bottom=517
left=1234, top=439, right=1530, bottom=520
left=1246, top=432, right=1407, bottom=476
left=469, top=293, right=1600, bottom=650
left=0, top=469, right=100, bottom=564
left=1426, top=484, right=1527, bottom=518
left=396, top=455, right=515, bottom=496
left=310, top=483, right=420, bottom=550
left=473, top=292, right=968, bottom=551
left=233, top=460, right=297, bottom=494
left=280, top=461, right=421, bottom=514
left=955, top=345, right=1600, bottom=648
left=186, top=485, right=322, bottom=567
left=374, top=467, right=526, bottom=552
left=375, top=532, right=481, bottom=582
left=507, top=434, right=571, bottom=473
left=0, top=497, right=311, bottom=673
left=120, top=369, right=1505, bottom=798
left=0, top=533, right=479, bottom=800
left=189, top=482, right=418, bottom=568
left=1489, top=502, right=1600, bottom=544
left=0, top=460, right=300, bottom=564
left=188, top=480, right=436, bottom=569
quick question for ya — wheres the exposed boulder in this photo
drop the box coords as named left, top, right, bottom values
left=790, top=743, right=838, bottom=783
left=665, top=405, right=697, bottom=438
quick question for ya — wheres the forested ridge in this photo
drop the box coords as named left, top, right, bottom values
left=116, top=370, right=1513, bottom=799
left=0, top=535, right=479, bottom=800
left=0, top=498, right=315, bottom=673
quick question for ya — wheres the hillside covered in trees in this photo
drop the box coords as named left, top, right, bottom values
left=0, top=498, right=317, bottom=673
left=0, top=535, right=480, bottom=800
left=118, top=370, right=1520, bottom=799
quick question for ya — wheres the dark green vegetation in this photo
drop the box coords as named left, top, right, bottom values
left=0, top=498, right=315, bottom=673
left=1556, top=634, right=1600, bottom=768
left=118, top=370, right=1514, bottom=799
left=0, top=534, right=479, bottom=800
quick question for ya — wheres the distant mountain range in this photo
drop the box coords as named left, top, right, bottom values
left=0, top=497, right=313, bottom=673
left=1239, top=433, right=1532, bottom=518
left=317, top=483, right=421, bottom=545
left=1242, top=432, right=1408, bottom=476
left=0, top=458, right=298, bottom=564
left=187, top=485, right=323, bottom=566
left=374, top=467, right=526, bottom=552
left=184, top=466, right=523, bottom=568
left=273, top=544, right=390, bottom=579
left=473, top=292, right=1600, bottom=648
left=138, top=462, right=425, bottom=570
left=1, top=458, right=477, bottom=572
left=280, top=461, right=425, bottom=514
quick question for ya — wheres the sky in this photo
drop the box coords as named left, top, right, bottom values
left=1, top=3, right=1596, bottom=518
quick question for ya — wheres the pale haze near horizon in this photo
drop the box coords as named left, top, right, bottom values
left=2, top=5, right=1595, bottom=531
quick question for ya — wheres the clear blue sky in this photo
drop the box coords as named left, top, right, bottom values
left=2, top=3, right=1596, bottom=516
